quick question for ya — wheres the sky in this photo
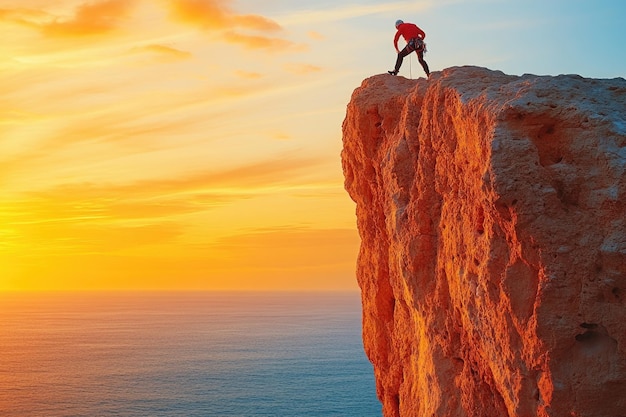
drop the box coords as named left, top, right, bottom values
left=1, top=0, right=625, bottom=291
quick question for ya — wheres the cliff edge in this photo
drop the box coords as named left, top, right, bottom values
left=341, top=66, right=626, bottom=417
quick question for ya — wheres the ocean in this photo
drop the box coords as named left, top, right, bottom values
left=0, top=291, right=381, bottom=417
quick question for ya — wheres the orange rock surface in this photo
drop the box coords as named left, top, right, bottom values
left=341, top=66, right=626, bottom=417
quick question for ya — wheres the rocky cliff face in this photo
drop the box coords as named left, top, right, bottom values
left=341, top=66, right=626, bottom=417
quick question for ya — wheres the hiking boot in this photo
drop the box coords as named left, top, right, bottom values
left=388, top=70, right=398, bottom=76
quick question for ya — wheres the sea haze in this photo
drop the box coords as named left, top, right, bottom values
left=0, top=291, right=380, bottom=416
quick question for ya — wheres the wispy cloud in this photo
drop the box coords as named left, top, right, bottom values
left=128, top=44, right=193, bottom=62
left=0, top=7, right=52, bottom=28
left=234, top=69, right=263, bottom=79
left=0, top=154, right=327, bottom=257
left=0, top=0, right=358, bottom=290
left=3, top=153, right=326, bottom=217
left=307, top=30, right=325, bottom=41
left=169, top=0, right=281, bottom=31
left=222, top=30, right=305, bottom=51
left=1, top=1, right=307, bottom=52
left=271, top=132, right=291, bottom=141
left=168, top=0, right=306, bottom=52
left=283, top=63, right=322, bottom=75
left=42, top=0, right=137, bottom=37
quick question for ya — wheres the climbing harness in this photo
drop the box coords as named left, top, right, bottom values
left=408, top=38, right=426, bottom=53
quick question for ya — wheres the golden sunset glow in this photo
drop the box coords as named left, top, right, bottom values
left=2, top=0, right=624, bottom=291
left=0, top=0, right=363, bottom=291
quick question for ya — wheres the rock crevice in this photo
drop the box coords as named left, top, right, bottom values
left=341, top=66, right=626, bottom=417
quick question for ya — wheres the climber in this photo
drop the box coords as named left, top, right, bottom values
left=388, top=19, right=430, bottom=78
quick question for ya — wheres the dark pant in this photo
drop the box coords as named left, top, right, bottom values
left=394, top=44, right=430, bottom=76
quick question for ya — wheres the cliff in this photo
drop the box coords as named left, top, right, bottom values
left=341, top=66, right=626, bottom=417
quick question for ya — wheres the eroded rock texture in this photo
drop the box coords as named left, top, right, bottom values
left=341, top=66, right=626, bottom=417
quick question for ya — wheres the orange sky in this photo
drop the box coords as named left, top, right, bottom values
left=0, top=0, right=369, bottom=291
left=2, top=0, right=624, bottom=291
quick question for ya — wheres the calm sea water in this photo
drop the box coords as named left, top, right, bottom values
left=0, top=292, right=380, bottom=417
